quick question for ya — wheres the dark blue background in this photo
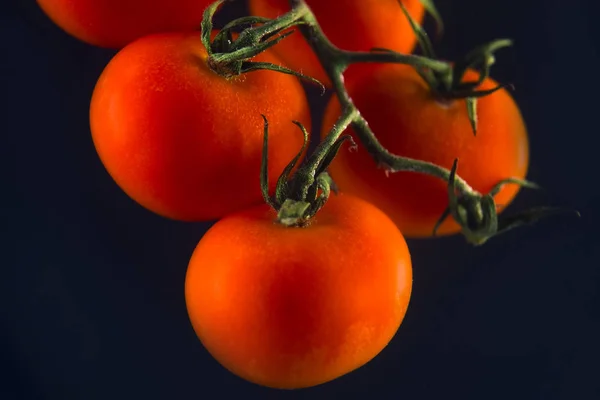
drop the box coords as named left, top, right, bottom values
left=3, top=0, right=599, bottom=399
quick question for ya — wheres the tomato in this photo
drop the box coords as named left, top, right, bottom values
left=185, top=193, right=412, bottom=389
left=37, top=0, right=215, bottom=48
left=321, top=64, right=530, bottom=237
left=248, top=0, right=425, bottom=85
left=90, top=32, right=310, bottom=222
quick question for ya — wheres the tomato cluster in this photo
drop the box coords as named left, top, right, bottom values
left=39, top=0, right=531, bottom=390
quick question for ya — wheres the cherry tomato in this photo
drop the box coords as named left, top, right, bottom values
left=37, top=0, right=215, bottom=48
left=90, top=32, right=310, bottom=221
left=185, top=193, right=412, bottom=389
left=321, top=64, right=530, bottom=237
left=248, top=0, right=425, bottom=85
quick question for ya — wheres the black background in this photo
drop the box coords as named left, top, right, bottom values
left=3, top=0, right=599, bottom=399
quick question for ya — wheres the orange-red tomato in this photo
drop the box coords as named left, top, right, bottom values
left=90, top=32, right=310, bottom=221
left=248, top=0, right=425, bottom=85
left=37, top=0, right=215, bottom=48
left=321, top=64, right=530, bottom=237
left=185, top=193, right=412, bottom=389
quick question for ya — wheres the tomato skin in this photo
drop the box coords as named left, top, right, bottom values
left=90, top=32, right=310, bottom=222
left=321, top=64, right=530, bottom=237
left=185, top=194, right=412, bottom=389
left=36, top=0, right=215, bottom=48
left=248, top=0, right=425, bottom=85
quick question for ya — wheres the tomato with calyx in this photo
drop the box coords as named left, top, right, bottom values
left=37, top=0, right=216, bottom=48
left=90, top=32, right=310, bottom=222
left=185, top=193, right=412, bottom=389
left=248, top=0, right=425, bottom=86
left=321, top=64, right=530, bottom=238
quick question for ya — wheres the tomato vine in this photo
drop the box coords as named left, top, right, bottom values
left=202, top=0, right=576, bottom=245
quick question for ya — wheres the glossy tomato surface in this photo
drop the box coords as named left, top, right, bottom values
left=90, top=31, right=310, bottom=222
left=248, top=0, right=425, bottom=85
left=185, top=193, right=413, bottom=389
left=322, top=64, right=530, bottom=237
left=37, top=0, right=215, bottom=48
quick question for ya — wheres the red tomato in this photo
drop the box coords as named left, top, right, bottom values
left=248, top=0, right=425, bottom=85
left=90, top=32, right=310, bottom=221
left=37, top=0, right=215, bottom=48
left=185, top=193, right=412, bottom=389
left=321, top=64, right=530, bottom=237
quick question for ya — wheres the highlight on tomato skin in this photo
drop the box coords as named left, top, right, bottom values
left=36, top=0, right=216, bottom=48
left=248, top=0, right=426, bottom=86
left=89, top=31, right=311, bottom=222
left=184, top=193, right=413, bottom=389
left=321, top=63, right=530, bottom=238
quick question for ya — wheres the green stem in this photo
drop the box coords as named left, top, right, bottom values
left=232, top=3, right=310, bottom=50
left=192, top=0, right=573, bottom=242
left=340, top=51, right=449, bottom=73
left=294, top=107, right=359, bottom=200
left=201, top=0, right=571, bottom=242
left=290, top=4, right=450, bottom=83
left=287, top=0, right=475, bottom=197
left=350, top=118, right=476, bottom=195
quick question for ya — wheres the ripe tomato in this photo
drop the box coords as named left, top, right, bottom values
left=321, top=64, right=530, bottom=237
left=37, top=0, right=215, bottom=48
left=247, top=0, right=425, bottom=85
left=185, top=193, right=412, bottom=389
left=90, top=32, right=310, bottom=222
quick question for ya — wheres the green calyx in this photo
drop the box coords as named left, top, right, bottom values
left=432, top=159, right=580, bottom=245
left=395, top=1, right=513, bottom=136
left=259, top=115, right=346, bottom=227
left=200, top=0, right=324, bottom=91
